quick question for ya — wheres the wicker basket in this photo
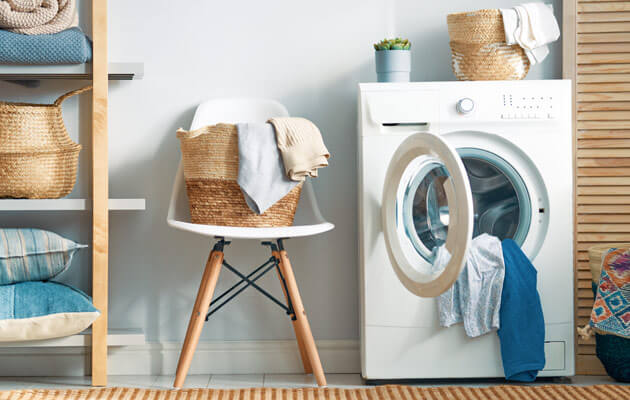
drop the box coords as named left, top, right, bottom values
left=588, top=243, right=630, bottom=283
left=0, top=86, right=90, bottom=199
left=447, top=9, right=530, bottom=81
left=177, top=123, right=302, bottom=227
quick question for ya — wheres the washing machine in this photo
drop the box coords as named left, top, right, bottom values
left=358, top=80, right=574, bottom=380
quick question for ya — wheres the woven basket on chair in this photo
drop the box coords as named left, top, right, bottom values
left=177, top=123, right=302, bottom=227
left=447, top=9, right=530, bottom=81
left=0, top=86, right=90, bottom=199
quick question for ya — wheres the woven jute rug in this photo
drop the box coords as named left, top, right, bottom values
left=1, top=385, right=629, bottom=400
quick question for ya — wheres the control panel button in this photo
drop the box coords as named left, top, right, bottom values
left=456, top=98, right=475, bottom=114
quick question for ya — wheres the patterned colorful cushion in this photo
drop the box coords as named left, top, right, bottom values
left=0, top=281, right=99, bottom=342
left=591, top=248, right=630, bottom=338
left=0, top=228, right=86, bottom=286
left=591, top=282, right=630, bottom=383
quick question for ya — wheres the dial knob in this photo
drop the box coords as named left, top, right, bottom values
left=456, top=98, right=475, bottom=114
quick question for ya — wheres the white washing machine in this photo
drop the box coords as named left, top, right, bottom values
left=358, top=80, right=574, bottom=380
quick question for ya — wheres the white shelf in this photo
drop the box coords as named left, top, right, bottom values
left=0, top=198, right=146, bottom=211
left=0, top=329, right=145, bottom=348
left=0, top=62, right=143, bottom=80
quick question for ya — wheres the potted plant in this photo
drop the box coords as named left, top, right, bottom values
left=374, top=37, right=411, bottom=82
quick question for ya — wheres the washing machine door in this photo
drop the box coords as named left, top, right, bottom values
left=382, top=132, right=474, bottom=298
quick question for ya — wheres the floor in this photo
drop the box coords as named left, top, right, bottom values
left=0, top=374, right=626, bottom=390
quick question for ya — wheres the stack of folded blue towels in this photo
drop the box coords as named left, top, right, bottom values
left=0, top=0, right=91, bottom=64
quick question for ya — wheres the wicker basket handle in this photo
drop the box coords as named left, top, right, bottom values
left=54, top=85, right=93, bottom=106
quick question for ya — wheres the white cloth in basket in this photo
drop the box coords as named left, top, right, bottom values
left=501, top=3, right=560, bottom=65
left=236, top=122, right=299, bottom=215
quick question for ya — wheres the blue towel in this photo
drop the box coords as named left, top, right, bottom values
left=498, top=239, right=546, bottom=382
left=0, top=27, right=92, bottom=65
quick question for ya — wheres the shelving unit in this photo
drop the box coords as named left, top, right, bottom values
left=0, top=0, right=141, bottom=386
left=0, top=199, right=146, bottom=211
left=0, top=62, right=143, bottom=80
left=0, top=329, right=145, bottom=348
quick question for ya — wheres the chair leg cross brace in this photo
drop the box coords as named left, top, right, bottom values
left=205, top=257, right=293, bottom=320
left=174, top=238, right=327, bottom=389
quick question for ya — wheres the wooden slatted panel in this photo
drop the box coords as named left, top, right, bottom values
left=570, top=0, right=630, bottom=375
left=91, top=0, right=109, bottom=387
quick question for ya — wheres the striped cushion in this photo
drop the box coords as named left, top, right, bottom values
left=0, top=228, right=86, bottom=285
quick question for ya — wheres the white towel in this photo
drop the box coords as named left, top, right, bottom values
left=500, top=3, right=559, bottom=65
left=431, top=234, right=505, bottom=338
left=501, top=8, right=519, bottom=45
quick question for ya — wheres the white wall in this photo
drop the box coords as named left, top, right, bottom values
left=0, top=0, right=561, bottom=346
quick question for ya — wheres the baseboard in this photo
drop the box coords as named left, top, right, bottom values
left=0, top=339, right=360, bottom=376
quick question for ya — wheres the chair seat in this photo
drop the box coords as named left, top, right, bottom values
left=167, top=219, right=334, bottom=239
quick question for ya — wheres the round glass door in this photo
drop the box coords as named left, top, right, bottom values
left=382, top=133, right=474, bottom=298
left=458, top=148, right=531, bottom=245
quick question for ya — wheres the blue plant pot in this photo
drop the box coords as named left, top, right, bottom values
left=375, top=50, right=411, bottom=82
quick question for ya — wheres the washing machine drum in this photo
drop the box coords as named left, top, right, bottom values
left=381, top=131, right=529, bottom=298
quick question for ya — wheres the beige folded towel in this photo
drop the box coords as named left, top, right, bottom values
left=0, top=0, right=78, bottom=35
left=268, top=117, right=330, bottom=182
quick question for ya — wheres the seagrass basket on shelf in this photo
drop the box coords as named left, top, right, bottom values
left=0, top=86, right=90, bottom=199
left=177, top=123, right=302, bottom=227
left=447, top=9, right=529, bottom=80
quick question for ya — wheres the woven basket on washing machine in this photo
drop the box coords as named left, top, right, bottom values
left=177, top=123, right=302, bottom=227
left=447, top=9, right=530, bottom=81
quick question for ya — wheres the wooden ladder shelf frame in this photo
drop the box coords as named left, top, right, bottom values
left=91, top=0, right=109, bottom=386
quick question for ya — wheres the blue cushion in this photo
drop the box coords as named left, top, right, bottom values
left=0, top=228, right=86, bottom=286
left=0, top=27, right=92, bottom=65
left=0, top=281, right=99, bottom=342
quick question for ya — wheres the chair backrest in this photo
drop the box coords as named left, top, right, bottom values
left=167, top=98, right=327, bottom=228
left=190, top=98, right=289, bottom=128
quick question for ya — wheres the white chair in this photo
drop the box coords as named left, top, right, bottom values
left=167, top=98, right=334, bottom=388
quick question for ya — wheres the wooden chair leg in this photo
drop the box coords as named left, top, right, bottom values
left=174, top=248, right=223, bottom=388
left=277, top=249, right=327, bottom=387
left=272, top=250, right=312, bottom=374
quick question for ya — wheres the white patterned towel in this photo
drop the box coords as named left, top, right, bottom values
left=0, top=0, right=78, bottom=35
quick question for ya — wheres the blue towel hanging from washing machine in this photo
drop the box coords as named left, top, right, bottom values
left=498, top=239, right=546, bottom=382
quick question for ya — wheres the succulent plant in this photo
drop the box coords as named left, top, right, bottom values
left=374, top=37, right=411, bottom=51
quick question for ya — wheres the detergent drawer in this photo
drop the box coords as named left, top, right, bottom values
left=366, top=91, right=439, bottom=126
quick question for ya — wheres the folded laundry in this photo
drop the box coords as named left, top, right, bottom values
left=498, top=239, right=545, bottom=382
left=236, top=122, right=300, bottom=215
left=500, top=3, right=560, bottom=65
left=0, top=0, right=77, bottom=35
left=432, top=234, right=505, bottom=338
left=268, top=117, right=330, bottom=182
left=0, top=27, right=91, bottom=64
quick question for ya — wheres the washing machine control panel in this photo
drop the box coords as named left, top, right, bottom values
left=500, top=93, right=556, bottom=120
